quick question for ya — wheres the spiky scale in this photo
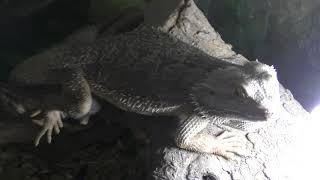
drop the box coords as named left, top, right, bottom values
left=9, top=25, right=280, bottom=157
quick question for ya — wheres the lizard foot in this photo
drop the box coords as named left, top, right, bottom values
left=190, top=131, right=249, bottom=160
left=31, top=110, right=64, bottom=146
left=210, top=131, right=249, bottom=160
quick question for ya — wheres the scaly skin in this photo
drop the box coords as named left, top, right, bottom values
left=7, top=25, right=281, bottom=159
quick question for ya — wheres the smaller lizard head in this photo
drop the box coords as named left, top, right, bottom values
left=191, top=61, right=281, bottom=122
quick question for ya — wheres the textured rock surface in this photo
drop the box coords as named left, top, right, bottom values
left=145, top=0, right=247, bottom=64
left=151, top=86, right=309, bottom=180
left=145, top=0, right=311, bottom=179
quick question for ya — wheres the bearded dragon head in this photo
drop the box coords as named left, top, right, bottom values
left=191, top=60, right=281, bottom=122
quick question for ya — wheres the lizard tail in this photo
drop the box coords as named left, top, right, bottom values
left=0, top=81, right=27, bottom=115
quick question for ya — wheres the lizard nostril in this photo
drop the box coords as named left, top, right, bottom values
left=264, top=110, right=274, bottom=119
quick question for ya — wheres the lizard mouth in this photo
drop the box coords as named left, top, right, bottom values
left=201, top=108, right=277, bottom=122
left=231, top=108, right=277, bottom=121
left=251, top=108, right=277, bottom=121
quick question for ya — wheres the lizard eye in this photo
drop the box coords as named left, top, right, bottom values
left=235, top=87, right=248, bottom=98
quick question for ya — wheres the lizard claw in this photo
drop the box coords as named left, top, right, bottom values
left=181, top=131, right=250, bottom=160
left=30, top=109, right=42, bottom=118
left=32, top=110, right=64, bottom=146
left=211, top=131, right=250, bottom=160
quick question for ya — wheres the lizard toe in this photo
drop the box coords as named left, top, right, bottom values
left=33, top=110, right=64, bottom=146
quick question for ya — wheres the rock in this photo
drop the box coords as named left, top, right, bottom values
left=144, top=0, right=311, bottom=179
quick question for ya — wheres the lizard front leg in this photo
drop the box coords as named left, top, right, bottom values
left=175, top=114, right=247, bottom=159
left=30, top=95, right=101, bottom=145
left=29, top=69, right=93, bottom=145
left=78, top=97, right=101, bottom=125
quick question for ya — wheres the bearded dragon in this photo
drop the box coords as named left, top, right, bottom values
left=5, top=25, right=280, bottom=159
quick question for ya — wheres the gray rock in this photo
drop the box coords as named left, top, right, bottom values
left=144, top=0, right=312, bottom=179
